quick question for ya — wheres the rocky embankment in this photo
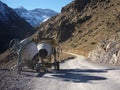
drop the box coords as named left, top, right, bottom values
left=88, top=32, right=120, bottom=65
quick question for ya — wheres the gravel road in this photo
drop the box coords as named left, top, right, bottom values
left=1, top=53, right=120, bottom=90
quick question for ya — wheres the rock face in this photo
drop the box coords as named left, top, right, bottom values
left=0, top=1, right=34, bottom=53
left=88, top=32, right=120, bottom=65
left=14, top=7, right=58, bottom=27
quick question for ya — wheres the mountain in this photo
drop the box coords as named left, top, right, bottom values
left=14, top=7, right=58, bottom=27
left=0, top=1, right=35, bottom=53
left=32, top=0, right=120, bottom=64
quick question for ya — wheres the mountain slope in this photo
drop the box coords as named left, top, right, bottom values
left=14, top=7, right=58, bottom=27
left=0, top=1, right=35, bottom=53
left=33, top=0, right=120, bottom=56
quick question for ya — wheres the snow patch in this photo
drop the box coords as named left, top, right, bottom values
left=43, top=17, right=49, bottom=22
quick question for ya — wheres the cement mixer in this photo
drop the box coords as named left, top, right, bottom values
left=9, top=38, right=61, bottom=74
left=36, top=39, right=60, bottom=71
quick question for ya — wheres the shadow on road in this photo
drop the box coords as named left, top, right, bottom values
left=37, top=69, right=109, bottom=83
left=12, top=68, right=118, bottom=83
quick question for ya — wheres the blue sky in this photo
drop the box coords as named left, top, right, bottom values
left=1, top=0, right=73, bottom=12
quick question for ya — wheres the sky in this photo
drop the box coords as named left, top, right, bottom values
left=1, top=0, right=73, bottom=12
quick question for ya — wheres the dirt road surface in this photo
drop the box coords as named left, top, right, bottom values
left=0, top=53, right=120, bottom=90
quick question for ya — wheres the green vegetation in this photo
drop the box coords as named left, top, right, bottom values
left=71, top=44, right=77, bottom=48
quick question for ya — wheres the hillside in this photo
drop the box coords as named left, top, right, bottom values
left=33, top=0, right=120, bottom=56
left=0, top=1, right=35, bottom=53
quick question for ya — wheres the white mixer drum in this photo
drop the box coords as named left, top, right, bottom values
left=37, top=42, right=53, bottom=58
left=20, top=38, right=39, bottom=61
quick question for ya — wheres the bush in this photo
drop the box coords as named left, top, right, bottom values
left=91, top=42, right=96, bottom=45
left=71, top=44, right=77, bottom=48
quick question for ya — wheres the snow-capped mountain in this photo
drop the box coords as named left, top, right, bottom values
left=14, top=7, right=58, bottom=27
left=0, top=1, right=34, bottom=53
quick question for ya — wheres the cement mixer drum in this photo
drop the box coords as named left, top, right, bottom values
left=20, top=38, right=39, bottom=61
left=37, top=42, right=52, bottom=58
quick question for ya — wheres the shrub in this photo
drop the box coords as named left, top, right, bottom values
left=71, top=44, right=77, bottom=48
left=91, top=42, right=96, bottom=45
